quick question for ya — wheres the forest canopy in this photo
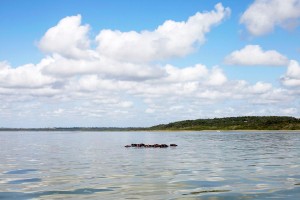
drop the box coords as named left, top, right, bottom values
left=149, top=116, right=300, bottom=131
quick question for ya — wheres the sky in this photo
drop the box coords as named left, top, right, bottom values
left=1, top=0, right=300, bottom=128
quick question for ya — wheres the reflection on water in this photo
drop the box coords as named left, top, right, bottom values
left=4, top=169, right=38, bottom=175
left=7, top=178, right=42, bottom=184
left=0, top=188, right=113, bottom=200
left=0, top=131, right=300, bottom=199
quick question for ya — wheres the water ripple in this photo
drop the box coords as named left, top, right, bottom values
left=7, top=178, right=42, bottom=184
left=0, top=131, right=300, bottom=199
left=182, top=189, right=231, bottom=195
left=4, top=169, right=38, bottom=175
left=0, top=188, right=113, bottom=199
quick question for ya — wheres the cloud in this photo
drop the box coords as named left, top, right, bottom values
left=96, top=3, right=230, bottom=63
left=1, top=4, right=298, bottom=127
left=41, top=54, right=166, bottom=80
left=240, top=0, right=300, bottom=36
left=38, top=15, right=95, bottom=59
left=0, top=61, right=9, bottom=70
left=145, top=108, right=155, bottom=114
left=163, top=64, right=226, bottom=86
left=250, top=82, right=273, bottom=94
left=281, top=60, right=300, bottom=86
left=207, top=67, right=228, bottom=86
left=280, top=107, right=298, bottom=115
left=38, top=4, right=230, bottom=80
left=0, top=59, right=293, bottom=127
left=0, top=61, right=55, bottom=89
left=164, top=64, right=208, bottom=82
left=224, top=45, right=289, bottom=66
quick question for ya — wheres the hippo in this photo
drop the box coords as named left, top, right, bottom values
left=124, top=143, right=178, bottom=148
left=138, top=143, right=145, bottom=147
left=160, top=144, right=168, bottom=148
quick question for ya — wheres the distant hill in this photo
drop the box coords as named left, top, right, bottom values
left=149, top=116, right=300, bottom=130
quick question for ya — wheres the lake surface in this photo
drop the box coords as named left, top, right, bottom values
left=1, top=131, right=300, bottom=200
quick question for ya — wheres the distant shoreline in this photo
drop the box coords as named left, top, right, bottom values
left=1, top=129, right=300, bottom=132
left=1, top=116, right=300, bottom=132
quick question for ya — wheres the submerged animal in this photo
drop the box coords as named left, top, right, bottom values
left=124, top=144, right=177, bottom=148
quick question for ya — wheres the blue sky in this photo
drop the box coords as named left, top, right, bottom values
left=0, top=0, right=300, bottom=128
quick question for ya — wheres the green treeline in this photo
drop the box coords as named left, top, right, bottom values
left=149, top=116, right=300, bottom=130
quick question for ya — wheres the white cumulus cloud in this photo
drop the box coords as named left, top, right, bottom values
left=224, top=45, right=288, bottom=66
left=96, top=3, right=230, bottom=63
left=41, top=54, right=166, bottom=80
left=281, top=60, right=300, bottom=86
left=39, top=15, right=95, bottom=59
left=240, top=0, right=300, bottom=36
left=250, top=82, right=273, bottom=94
left=0, top=61, right=55, bottom=89
left=164, top=64, right=208, bottom=82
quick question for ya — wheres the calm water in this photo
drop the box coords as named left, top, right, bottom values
left=1, top=131, right=300, bottom=200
